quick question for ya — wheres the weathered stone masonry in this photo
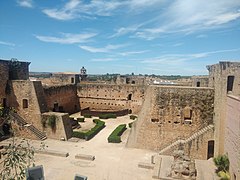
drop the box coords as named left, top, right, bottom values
left=127, top=86, right=214, bottom=159
left=77, top=84, right=146, bottom=114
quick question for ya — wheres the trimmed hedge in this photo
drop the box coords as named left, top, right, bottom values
left=128, top=122, right=134, bottom=128
left=99, top=113, right=117, bottom=119
left=77, top=117, right=85, bottom=122
left=108, top=124, right=127, bottom=143
left=72, top=131, right=85, bottom=139
left=84, top=114, right=92, bottom=118
left=72, top=119, right=105, bottom=140
left=130, top=115, right=137, bottom=120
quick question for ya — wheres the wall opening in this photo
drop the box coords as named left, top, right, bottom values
left=59, top=106, right=64, bottom=112
left=126, top=78, right=130, bottom=84
left=22, top=99, right=28, bottom=109
left=129, top=109, right=132, bottom=114
left=196, top=81, right=200, bottom=87
left=227, top=76, right=234, bottom=92
left=53, top=102, right=59, bottom=112
left=71, top=77, right=74, bottom=83
left=128, top=94, right=132, bottom=100
left=207, top=140, right=214, bottom=159
left=3, top=98, right=7, bottom=108
left=2, top=123, right=10, bottom=135
left=131, top=81, right=135, bottom=84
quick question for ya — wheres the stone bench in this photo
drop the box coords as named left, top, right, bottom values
left=138, top=162, right=154, bottom=169
left=75, top=154, right=95, bottom=161
left=36, top=149, right=69, bottom=157
left=152, top=156, right=162, bottom=179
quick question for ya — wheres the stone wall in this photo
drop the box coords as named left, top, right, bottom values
left=39, top=73, right=80, bottom=86
left=162, top=129, right=214, bottom=160
left=42, top=112, right=72, bottom=140
left=207, top=61, right=240, bottom=156
left=127, top=86, right=214, bottom=159
left=8, top=61, right=30, bottom=80
left=191, top=75, right=209, bottom=87
left=77, top=84, right=146, bottom=114
left=44, top=84, right=80, bottom=114
left=0, top=59, right=30, bottom=107
left=116, top=75, right=145, bottom=85
left=8, top=80, right=46, bottom=131
left=0, top=60, right=9, bottom=106
left=225, top=95, right=240, bottom=179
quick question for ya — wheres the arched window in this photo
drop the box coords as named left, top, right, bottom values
left=128, top=94, right=132, bottom=100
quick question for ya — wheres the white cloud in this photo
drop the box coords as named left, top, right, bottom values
left=42, top=0, right=165, bottom=20
left=173, top=43, right=184, bottom=47
left=90, top=58, right=117, bottom=62
left=119, top=50, right=149, bottom=56
left=79, top=44, right=127, bottom=53
left=17, top=0, right=33, bottom=8
left=0, top=41, right=15, bottom=47
left=141, top=48, right=240, bottom=64
left=35, top=33, right=97, bottom=44
left=110, top=0, right=240, bottom=40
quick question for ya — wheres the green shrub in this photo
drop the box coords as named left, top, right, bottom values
left=85, top=120, right=105, bottom=140
left=72, top=119, right=105, bottom=140
left=130, top=115, right=137, bottom=120
left=48, top=115, right=56, bottom=130
left=77, top=117, right=85, bottom=122
left=99, top=113, right=117, bottom=119
left=213, top=154, right=230, bottom=173
left=108, top=124, right=127, bottom=143
left=72, top=131, right=85, bottom=139
left=93, top=119, right=99, bottom=123
left=128, top=122, right=134, bottom=128
left=84, top=114, right=92, bottom=118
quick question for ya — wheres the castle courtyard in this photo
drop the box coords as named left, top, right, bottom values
left=2, top=115, right=218, bottom=180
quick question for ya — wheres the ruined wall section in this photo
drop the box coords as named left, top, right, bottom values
left=128, top=86, right=214, bottom=154
left=44, top=84, right=80, bottom=114
left=207, top=61, right=240, bottom=156
left=77, top=84, right=146, bottom=114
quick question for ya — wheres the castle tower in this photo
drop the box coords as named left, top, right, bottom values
left=80, top=66, right=87, bottom=81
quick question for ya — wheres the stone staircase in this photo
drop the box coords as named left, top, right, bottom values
left=10, top=112, right=47, bottom=140
left=159, top=124, right=214, bottom=154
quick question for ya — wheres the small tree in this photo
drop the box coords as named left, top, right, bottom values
left=0, top=106, right=41, bottom=179
left=213, top=154, right=230, bottom=180
left=213, top=154, right=229, bottom=173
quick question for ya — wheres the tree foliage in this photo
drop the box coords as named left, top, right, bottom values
left=0, top=106, right=42, bottom=179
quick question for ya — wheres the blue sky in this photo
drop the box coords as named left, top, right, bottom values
left=0, top=0, right=240, bottom=75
